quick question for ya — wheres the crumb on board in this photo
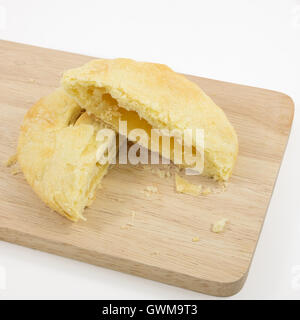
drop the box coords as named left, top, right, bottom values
left=5, top=154, right=18, bottom=167
left=141, top=185, right=159, bottom=198
left=211, top=218, right=229, bottom=233
left=218, top=180, right=228, bottom=188
left=201, top=186, right=211, bottom=195
left=145, top=185, right=158, bottom=193
left=213, top=181, right=228, bottom=193
left=142, top=164, right=174, bottom=179
left=151, top=167, right=172, bottom=178
left=220, top=182, right=228, bottom=191
left=126, top=222, right=134, bottom=227
left=151, top=251, right=160, bottom=256
left=210, top=182, right=229, bottom=194
left=175, top=173, right=201, bottom=196
left=121, top=223, right=134, bottom=229
left=192, top=236, right=200, bottom=242
left=120, top=222, right=134, bottom=229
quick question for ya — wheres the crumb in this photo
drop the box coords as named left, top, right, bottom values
left=201, top=187, right=211, bottom=195
left=218, top=180, right=228, bottom=187
left=142, top=185, right=159, bottom=198
left=126, top=222, right=134, bottom=227
left=28, top=78, right=37, bottom=84
left=150, top=167, right=172, bottom=179
left=151, top=251, right=160, bottom=256
left=145, top=185, right=158, bottom=193
left=192, top=236, right=200, bottom=242
left=221, top=182, right=228, bottom=191
left=121, top=223, right=134, bottom=229
left=142, top=164, right=173, bottom=179
left=175, top=173, right=201, bottom=196
left=218, top=181, right=228, bottom=191
left=212, top=187, right=221, bottom=194
left=211, top=218, right=229, bottom=233
left=5, top=154, right=18, bottom=167
left=212, top=184, right=228, bottom=194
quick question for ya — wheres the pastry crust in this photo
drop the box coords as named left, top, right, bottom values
left=17, top=88, right=110, bottom=221
left=62, top=58, right=238, bottom=181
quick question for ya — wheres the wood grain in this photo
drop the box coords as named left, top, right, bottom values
left=0, top=40, right=294, bottom=296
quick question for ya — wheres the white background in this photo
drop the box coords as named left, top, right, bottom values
left=0, top=0, right=299, bottom=300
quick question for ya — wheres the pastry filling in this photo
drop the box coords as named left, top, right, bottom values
left=67, top=84, right=204, bottom=173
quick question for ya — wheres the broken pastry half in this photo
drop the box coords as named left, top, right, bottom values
left=17, top=88, right=112, bottom=221
left=62, top=58, right=238, bottom=181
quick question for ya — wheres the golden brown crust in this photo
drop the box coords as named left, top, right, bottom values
left=17, top=88, right=109, bottom=221
left=62, top=58, right=238, bottom=180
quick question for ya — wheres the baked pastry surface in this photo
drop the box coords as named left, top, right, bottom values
left=17, top=88, right=110, bottom=221
left=62, top=58, right=238, bottom=180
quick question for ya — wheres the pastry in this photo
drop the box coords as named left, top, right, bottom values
left=62, top=58, right=238, bottom=181
left=17, top=88, right=112, bottom=221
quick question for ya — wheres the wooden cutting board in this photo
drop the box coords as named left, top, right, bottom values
left=0, top=40, right=294, bottom=296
